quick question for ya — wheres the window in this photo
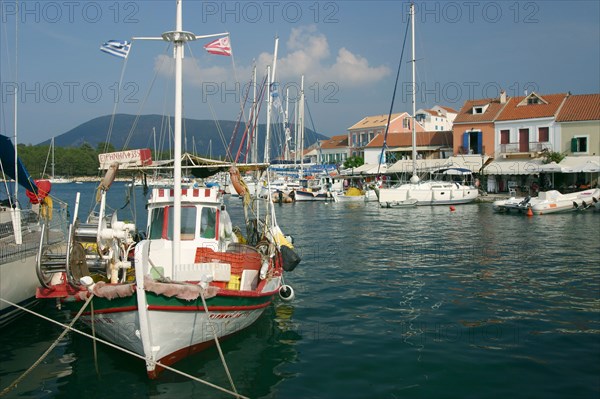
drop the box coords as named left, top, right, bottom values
left=149, top=207, right=166, bottom=239
left=571, top=136, right=588, bottom=153
left=200, top=207, right=217, bottom=239
left=474, top=107, right=483, bottom=114
left=403, top=118, right=410, bottom=129
left=528, top=97, right=540, bottom=104
left=180, top=207, right=197, bottom=240
left=500, top=130, right=510, bottom=144
left=538, top=127, right=549, bottom=142
left=153, top=206, right=197, bottom=240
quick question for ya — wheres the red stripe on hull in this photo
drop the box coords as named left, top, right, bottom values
left=147, top=302, right=272, bottom=312
left=81, top=306, right=138, bottom=316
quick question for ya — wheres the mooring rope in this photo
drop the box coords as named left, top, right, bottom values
left=199, top=290, right=240, bottom=398
left=0, top=298, right=249, bottom=399
left=0, top=294, right=95, bottom=397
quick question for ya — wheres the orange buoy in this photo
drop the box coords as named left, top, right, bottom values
left=526, top=207, right=533, bottom=217
left=449, top=206, right=456, bottom=212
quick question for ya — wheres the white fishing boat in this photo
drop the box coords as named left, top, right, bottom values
left=35, top=0, right=301, bottom=382
left=493, top=188, right=600, bottom=214
left=294, top=175, right=339, bottom=202
left=332, top=187, right=366, bottom=203
left=377, top=3, right=478, bottom=207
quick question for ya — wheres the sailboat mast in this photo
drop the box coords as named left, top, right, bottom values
left=51, top=137, right=55, bottom=180
left=299, top=75, right=305, bottom=178
left=284, top=87, right=291, bottom=161
left=410, top=2, right=417, bottom=180
left=251, top=64, right=257, bottom=163
left=264, top=65, right=272, bottom=163
left=13, top=4, right=18, bottom=202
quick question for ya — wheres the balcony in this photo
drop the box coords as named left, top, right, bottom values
left=499, top=142, right=552, bottom=155
left=458, top=146, right=487, bottom=155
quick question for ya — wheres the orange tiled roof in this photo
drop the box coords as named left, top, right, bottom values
left=320, top=134, right=348, bottom=149
left=495, top=93, right=568, bottom=121
left=438, top=105, right=459, bottom=114
left=453, top=98, right=508, bottom=124
left=555, top=93, right=600, bottom=122
left=366, top=131, right=452, bottom=148
left=348, top=113, right=405, bottom=130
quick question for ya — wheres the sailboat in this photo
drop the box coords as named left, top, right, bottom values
left=46, top=137, right=73, bottom=184
left=377, top=3, right=478, bottom=207
left=0, top=138, right=69, bottom=326
left=36, top=0, right=301, bottom=381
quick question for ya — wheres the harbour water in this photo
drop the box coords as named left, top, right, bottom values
left=1, top=182, right=599, bottom=398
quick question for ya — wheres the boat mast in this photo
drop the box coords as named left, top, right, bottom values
left=11, top=3, right=22, bottom=245
left=410, top=2, right=419, bottom=184
left=264, top=37, right=279, bottom=164
left=299, top=75, right=305, bottom=178
left=265, top=65, right=272, bottom=163
left=284, top=87, right=290, bottom=161
left=251, top=64, right=257, bottom=163
left=51, top=137, right=55, bottom=180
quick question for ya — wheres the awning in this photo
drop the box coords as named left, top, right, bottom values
left=483, top=159, right=544, bottom=175
left=388, top=159, right=453, bottom=173
left=558, top=156, right=600, bottom=173
left=344, top=163, right=387, bottom=175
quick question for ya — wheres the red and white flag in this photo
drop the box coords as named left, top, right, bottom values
left=204, top=37, right=231, bottom=56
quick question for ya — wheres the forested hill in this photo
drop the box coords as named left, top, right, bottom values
left=40, top=114, right=327, bottom=158
left=16, top=114, right=329, bottom=178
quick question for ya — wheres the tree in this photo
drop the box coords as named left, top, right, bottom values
left=541, top=149, right=566, bottom=164
left=343, top=156, right=364, bottom=169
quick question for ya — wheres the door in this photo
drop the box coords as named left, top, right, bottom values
left=519, top=129, right=529, bottom=152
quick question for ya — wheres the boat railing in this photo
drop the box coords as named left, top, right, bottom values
left=0, top=202, right=69, bottom=265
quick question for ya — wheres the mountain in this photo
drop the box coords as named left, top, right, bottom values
left=43, top=114, right=329, bottom=159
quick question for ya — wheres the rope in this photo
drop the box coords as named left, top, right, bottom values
left=199, top=290, right=239, bottom=398
left=0, top=294, right=95, bottom=397
left=0, top=297, right=248, bottom=399
left=91, top=300, right=100, bottom=377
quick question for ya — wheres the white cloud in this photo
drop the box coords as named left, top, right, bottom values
left=155, top=26, right=390, bottom=90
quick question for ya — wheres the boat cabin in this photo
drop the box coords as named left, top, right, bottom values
left=143, top=187, right=238, bottom=277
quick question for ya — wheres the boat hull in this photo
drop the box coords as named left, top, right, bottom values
left=493, top=189, right=600, bottom=214
left=378, top=182, right=478, bottom=206
left=62, top=288, right=277, bottom=378
left=294, top=190, right=333, bottom=201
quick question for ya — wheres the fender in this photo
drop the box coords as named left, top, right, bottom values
left=229, top=166, right=246, bottom=196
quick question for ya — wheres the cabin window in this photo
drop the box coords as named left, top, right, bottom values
left=149, top=207, right=165, bottom=239
left=180, top=207, right=197, bottom=240
left=200, top=207, right=217, bottom=239
left=159, top=206, right=197, bottom=240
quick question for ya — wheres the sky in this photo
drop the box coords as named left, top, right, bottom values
left=1, top=0, right=599, bottom=146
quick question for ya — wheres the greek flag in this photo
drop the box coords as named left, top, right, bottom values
left=100, top=40, right=131, bottom=59
left=270, top=82, right=282, bottom=111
